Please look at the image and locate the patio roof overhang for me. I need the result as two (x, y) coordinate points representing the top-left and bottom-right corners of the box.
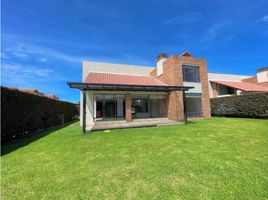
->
(67, 82), (194, 134)
(67, 82), (194, 92)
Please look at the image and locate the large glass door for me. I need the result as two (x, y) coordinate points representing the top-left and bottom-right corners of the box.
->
(105, 101), (116, 118)
(132, 94), (167, 119)
(94, 94), (125, 121)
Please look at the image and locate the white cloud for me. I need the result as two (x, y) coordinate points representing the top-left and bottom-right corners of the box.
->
(2, 63), (54, 79)
(0, 53), (10, 59)
(199, 20), (233, 48)
(4, 44), (86, 64)
(12, 52), (29, 59)
(1, 63), (62, 86)
(39, 58), (48, 62)
(262, 15), (268, 22)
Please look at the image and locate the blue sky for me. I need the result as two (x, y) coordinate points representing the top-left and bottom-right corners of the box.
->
(1, 0), (268, 102)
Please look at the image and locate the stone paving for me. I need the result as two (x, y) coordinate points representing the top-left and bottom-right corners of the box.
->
(91, 118), (184, 131)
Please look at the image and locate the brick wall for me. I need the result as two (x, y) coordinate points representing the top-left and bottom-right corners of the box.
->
(125, 94), (132, 122)
(211, 82), (218, 98)
(242, 77), (258, 84)
(242, 76), (268, 87)
(151, 54), (211, 120)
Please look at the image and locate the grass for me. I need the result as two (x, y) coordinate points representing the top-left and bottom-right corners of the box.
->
(1, 118), (268, 199)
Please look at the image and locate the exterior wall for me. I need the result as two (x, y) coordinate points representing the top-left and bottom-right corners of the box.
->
(242, 77), (257, 84)
(257, 70), (268, 83)
(125, 94), (132, 122)
(151, 55), (211, 119)
(151, 56), (184, 120)
(156, 58), (167, 76)
(242, 76), (268, 87)
(210, 82), (218, 97)
(184, 82), (202, 93)
(199, 60), (211, 119)
(80, 91), (94, 130)
(83, 61), (153, 81)
(167, 91), (184, 120)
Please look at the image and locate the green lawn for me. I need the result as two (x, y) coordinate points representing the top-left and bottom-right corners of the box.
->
(1, 118), (268, 199)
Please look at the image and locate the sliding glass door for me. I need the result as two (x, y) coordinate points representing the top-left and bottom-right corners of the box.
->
(94, 95), (125, 121)
(132, 94), (167, 119)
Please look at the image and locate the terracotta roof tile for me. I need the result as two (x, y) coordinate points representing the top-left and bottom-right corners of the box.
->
(211, 80), (268, 92)
(85, 72), (168, 86)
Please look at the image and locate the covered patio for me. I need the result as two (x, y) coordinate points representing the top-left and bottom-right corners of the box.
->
(68, 81), (193, 133)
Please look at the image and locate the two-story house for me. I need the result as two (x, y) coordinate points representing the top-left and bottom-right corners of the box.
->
(68, 51), (211, 132)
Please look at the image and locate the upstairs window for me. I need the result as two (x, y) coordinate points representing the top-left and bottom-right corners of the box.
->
(183, 65), (200, 82)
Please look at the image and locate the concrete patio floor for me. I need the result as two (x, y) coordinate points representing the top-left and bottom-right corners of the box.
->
(91, 118), (184, 131)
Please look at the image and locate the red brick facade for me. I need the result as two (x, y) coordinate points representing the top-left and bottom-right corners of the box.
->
(125, 94), (132, 122)
(242, 77), (268, 87)
(151, 54), (211, 120)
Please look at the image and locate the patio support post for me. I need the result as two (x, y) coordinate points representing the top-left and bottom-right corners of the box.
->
(183, 90), (188, 124)
(125, 94), (132, 122)
(82, 90), (86, 133)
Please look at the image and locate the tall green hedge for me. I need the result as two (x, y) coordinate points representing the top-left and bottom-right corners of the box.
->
(1, 86), (77, 141)
(210, 92), (268, 119)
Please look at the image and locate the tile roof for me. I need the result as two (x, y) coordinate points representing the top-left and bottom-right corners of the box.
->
(84, 72), (168, 86)
(211, 80), (268, 92)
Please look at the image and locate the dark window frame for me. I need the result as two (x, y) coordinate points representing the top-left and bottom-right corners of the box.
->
(183, 65), (200, 83)
(185, 96), (203, 117)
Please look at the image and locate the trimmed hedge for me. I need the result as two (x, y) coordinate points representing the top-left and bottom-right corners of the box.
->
(210, 92), (268, 119)
(1, 86), (77, 141)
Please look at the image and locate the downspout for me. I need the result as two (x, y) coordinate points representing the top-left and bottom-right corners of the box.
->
(183, 90), (188, 124)
(82, 90), (86, 134)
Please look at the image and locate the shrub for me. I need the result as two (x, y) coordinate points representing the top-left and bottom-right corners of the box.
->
(210, 92), (268, 119)
(1, 86), (77, 141)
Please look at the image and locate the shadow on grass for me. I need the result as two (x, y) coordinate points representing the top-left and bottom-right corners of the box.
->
(1, 120), (78, 156)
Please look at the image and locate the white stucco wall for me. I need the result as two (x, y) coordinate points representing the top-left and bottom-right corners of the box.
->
(257, 70), (268, 83)
(156, 58), (167, 76)
(183, 82), (202, 93)
(208, 73), (252, 82)
(82, 61), (154, 81)
(80, 91), (94, 128)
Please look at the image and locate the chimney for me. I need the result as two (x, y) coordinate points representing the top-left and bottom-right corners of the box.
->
(256, 67), (268, 83)
(156, 53), (168, 76)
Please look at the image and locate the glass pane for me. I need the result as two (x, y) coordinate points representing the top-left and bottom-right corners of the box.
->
(132, 99), (148, 113)
(151, 99), (160, 116)
(183, 65), (200, 82)
(186, 97), (202, 117)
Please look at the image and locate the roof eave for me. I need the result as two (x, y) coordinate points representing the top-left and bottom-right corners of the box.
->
(67, 82), (194, 92)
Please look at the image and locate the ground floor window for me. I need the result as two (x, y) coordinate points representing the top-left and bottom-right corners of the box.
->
(132, 94), (167, 119)
(186, 93), (203, 117)
(94, 94), (125, 121)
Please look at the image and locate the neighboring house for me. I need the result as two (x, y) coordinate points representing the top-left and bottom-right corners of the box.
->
(68, 51), (211, 132)
(208, 67), (268, 98)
